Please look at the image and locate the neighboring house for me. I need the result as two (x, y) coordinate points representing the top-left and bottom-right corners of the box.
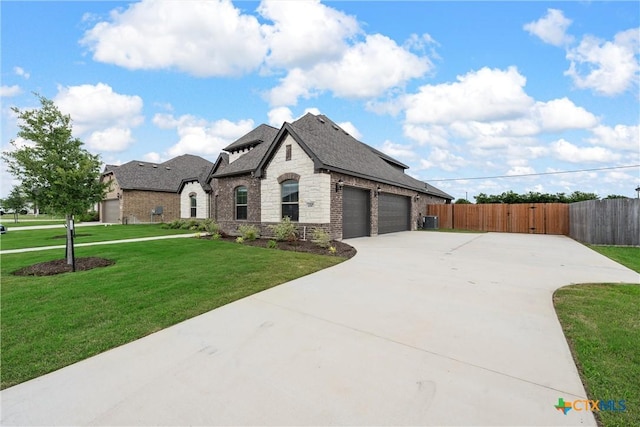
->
(100, 154), (214, 224)
(205, 113), (452, 239)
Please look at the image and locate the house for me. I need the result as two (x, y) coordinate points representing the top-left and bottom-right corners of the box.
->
(100, 154), (214, 224)
(205, 113), (452, 239)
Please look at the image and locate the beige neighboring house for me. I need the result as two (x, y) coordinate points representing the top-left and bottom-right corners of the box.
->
(206, 113), (453, 239)
(100, 155), (213, 224)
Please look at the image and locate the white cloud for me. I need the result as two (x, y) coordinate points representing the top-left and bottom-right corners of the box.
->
(565, 28), (640, 96)
(403, 124), (450, 147)
(337, 121), (362, 140)
(154, 113), (255, 158)
(523, 9), (574, 47)
(379, 140), (416, 159)
(268, 34), (432, 106)
(532, 97), (598, 132)
(81, 0), (267, 77)
(54, 83), (144, 152)
(142, 152), (162, 163)
(259, 0), (359, 69)
(85, 128), (134, 152)
(588, 124), (640, 151)
(267, 107), (294, 127)
(551, 138), (620, 163)
(13, 66), (30, 79)
(403, 67), (534, 125)
(0, 85), (22, 97)
(418, 147), (468, 172)
(399, 66), (601, 163)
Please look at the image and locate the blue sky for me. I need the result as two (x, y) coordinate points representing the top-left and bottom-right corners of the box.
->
(2, 0), (639, 200)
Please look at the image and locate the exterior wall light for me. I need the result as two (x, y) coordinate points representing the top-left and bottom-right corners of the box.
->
(374, 186), (382, 197)
(415, 194), (420, 201)
(336, 179), (344, 192)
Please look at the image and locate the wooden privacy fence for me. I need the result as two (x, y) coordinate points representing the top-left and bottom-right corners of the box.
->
(426, 203), (570, 235)
(569, 199), (639, 246)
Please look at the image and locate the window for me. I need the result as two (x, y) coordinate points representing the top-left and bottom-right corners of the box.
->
(285, 144), (292, 161)
(281, 180), (299, 221)
(190, 194), (197, 218)
(235, 186), (248, 220)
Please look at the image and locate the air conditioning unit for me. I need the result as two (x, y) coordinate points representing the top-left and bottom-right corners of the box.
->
(423, 215), (439, 229)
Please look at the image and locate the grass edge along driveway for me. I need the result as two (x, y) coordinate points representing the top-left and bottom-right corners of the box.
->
(554, 245), (640, 427)
(1, 238), (345, 389)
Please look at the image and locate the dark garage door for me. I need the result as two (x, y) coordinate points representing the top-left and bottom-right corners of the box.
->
(342, 186), (370, 238)
(102, 199), (120, 223)
(378, 193), (411, 234)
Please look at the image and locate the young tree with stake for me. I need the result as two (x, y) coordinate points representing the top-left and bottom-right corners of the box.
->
(2, 95), (108, 271)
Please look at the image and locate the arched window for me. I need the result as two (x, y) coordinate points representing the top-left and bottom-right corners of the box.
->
(235, 186), (248, 220)
(281, 180), (299, 221)
(189, 193), (197, 218)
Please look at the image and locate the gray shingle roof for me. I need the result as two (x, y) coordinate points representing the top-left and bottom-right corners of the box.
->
(211, 125), (279, 177)
(223, 124), (279, 152)
(104, 154), (214, 193)
(214, 113), (453, 200)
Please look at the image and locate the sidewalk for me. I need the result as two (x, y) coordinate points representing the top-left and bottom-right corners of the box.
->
(0, 233), (200, 255)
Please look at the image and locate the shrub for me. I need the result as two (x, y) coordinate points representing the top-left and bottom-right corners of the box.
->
(235, 236), (244, 244)
(77, 211), (99, 222)
(328, 246), (337, 255)
(269, 217), (298, 242)
(267, 240), (278, 249)
(200, 219), (220, 234)
(163, 219), (185, 229)
(211, 232), (221, 240)
(311, 228), (331, 248)
(183, 219), (200, 230)
(238, 224), (260, 241)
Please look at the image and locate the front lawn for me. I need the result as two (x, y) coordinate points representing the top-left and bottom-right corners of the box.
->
(554, 245), (639, 427)
(0, 224), (193, 250)
(1, 238), (345, 389)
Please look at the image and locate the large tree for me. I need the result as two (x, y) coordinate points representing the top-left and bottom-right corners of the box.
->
(3, 95), (108, 270)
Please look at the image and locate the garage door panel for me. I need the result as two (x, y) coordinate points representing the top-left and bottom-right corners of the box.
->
(378, 193), (410, 234)
(342, 187), (370, 239)
(102, 199), (120, 223)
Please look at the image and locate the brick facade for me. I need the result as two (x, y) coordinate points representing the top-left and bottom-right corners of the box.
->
(122, 190), (179, 224)
(211, 174), (262, 235)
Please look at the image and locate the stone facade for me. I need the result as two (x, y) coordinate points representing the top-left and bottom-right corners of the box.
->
(260, 135), (331, 224)
(180, 181), (209, 219)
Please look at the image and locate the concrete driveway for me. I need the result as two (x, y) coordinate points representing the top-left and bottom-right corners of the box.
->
(2, 232), (638, 426)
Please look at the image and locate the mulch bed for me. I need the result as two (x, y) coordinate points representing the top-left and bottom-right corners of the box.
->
(12, 257), (115, 277)
(211, 236), (357, 259)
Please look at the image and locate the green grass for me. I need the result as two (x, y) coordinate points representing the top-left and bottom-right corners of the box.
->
(554, 246), (640, 427)
(0, 238), (345, 389)
(0, 224), (192, 250)
(588, 245), (640, 273)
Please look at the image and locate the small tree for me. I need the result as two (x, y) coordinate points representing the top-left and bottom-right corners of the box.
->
(4, 186), (27, 223)
(2, 95), (108, 270)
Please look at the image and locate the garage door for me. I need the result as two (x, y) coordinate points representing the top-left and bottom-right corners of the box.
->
(102, 199), (120, 223)
(378, 193), (411, 234)
(342, 186), (370, 238)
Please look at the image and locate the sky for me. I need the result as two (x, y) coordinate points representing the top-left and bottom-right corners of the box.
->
(1, 0), (639, 201)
